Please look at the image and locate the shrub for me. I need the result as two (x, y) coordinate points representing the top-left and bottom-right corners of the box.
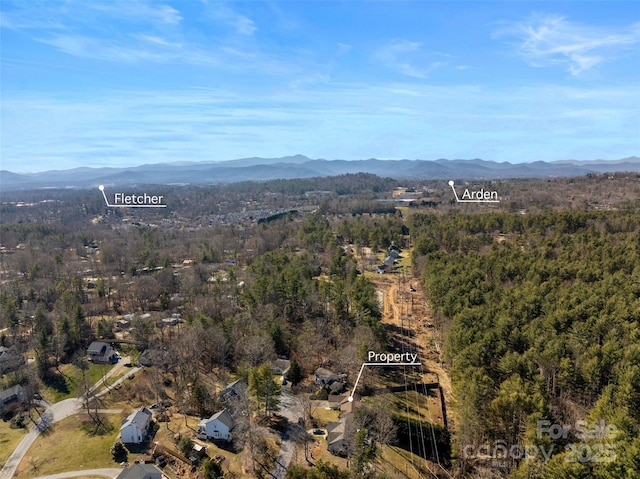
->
(110, 441), (128, 462)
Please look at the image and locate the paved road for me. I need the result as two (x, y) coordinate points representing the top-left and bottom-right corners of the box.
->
(0, 362), (140, 479)
(271, 386), (304, 479)
(0, 399), (83, 479)
(31, 468), (122, 479)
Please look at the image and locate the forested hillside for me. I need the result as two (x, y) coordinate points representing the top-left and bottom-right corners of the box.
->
(411, 210), (640, 478)
(2, 173), (639, 478)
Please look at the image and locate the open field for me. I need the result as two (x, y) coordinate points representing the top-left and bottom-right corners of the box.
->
(0, 419), (31, 469)
(14, 414), (121, 479)
(41, 362), (119, 403)
(381, 445), (448, 479)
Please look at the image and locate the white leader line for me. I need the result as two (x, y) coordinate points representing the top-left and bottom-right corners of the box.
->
(448, 180), (500, 203)
(99, 185), (167, 208)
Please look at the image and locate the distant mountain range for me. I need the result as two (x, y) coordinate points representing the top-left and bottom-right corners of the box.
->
(1, 155), (639, 191)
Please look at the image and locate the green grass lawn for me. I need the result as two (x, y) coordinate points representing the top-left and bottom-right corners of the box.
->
(41, 362), (116, 403)
(0, 418), (31, 469)
(381, 445), (436, 479)
(311, 405), (340, 427)
(14, 414), (121, 478)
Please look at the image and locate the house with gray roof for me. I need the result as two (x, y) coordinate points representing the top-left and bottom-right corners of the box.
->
(0, 346), (23, 375)
(219, 379), (247, 402)
(197, 409), (234, 441)
(87, 341), (117, 364)
(327, 417), (352, 457)
(116, 463), (166, 479)
(120, 406), (153, 444)
(0, 385), (25, 413)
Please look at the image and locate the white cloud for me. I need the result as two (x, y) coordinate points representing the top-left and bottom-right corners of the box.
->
(337, 42), (352, 55)
(375, 40), (457, 78)
(0, 1), (183, 30)
(376, 39), (429, 78)
(36, 33), (199, 64)
(3, 81), (638, 171)
(206, 3), (257, 36)
(88, 2), (183, 25)
(496, 14), (640, 76)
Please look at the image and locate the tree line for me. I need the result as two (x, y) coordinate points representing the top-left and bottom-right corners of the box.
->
(411, 209), (640, 478)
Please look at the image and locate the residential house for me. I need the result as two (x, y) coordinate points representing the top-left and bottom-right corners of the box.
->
(387, 250), (402, 260)
(120, 406), (153, 444)
(116, 463), (166, 479)
(327, 394), (343, 410)
(326, 392), (362, 457)
(197, 409), (234, 441)
(340, 395), (361, 415)
(0, 385), (25, 414)
(0, 346), (23, 375)
(219, 379), (247, 402)
(314, 368), (340, 386)
(271, 358), (291, 376)
(87, 341), (117, 364)
(327, 417), (352, 457)
(382, 255), (396, 268)
(388, 244), (401, 253)
(327, 393), (361, 413)
(314, 368), (345, 394)
(114, 319), (131, 331)
(138, 349), (153, 367)
(159, 317), (178, 327)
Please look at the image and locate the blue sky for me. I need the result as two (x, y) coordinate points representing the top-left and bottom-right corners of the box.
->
(1, 1), (639, 172)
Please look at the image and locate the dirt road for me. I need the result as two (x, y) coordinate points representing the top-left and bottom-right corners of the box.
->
(371, 273), (453, 431)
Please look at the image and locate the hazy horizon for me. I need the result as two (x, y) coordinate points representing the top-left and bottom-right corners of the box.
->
(3, 154), (639, 177)
(1, 153), (640, 175)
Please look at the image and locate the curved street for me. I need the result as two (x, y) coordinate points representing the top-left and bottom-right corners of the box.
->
(31, 469), (122, 479)
(0, 362), (140, 479)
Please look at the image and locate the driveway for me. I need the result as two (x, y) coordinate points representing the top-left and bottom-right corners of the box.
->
(31, 468), (122, 479)
(0, 362), (140, 479)
(271, 386), (304, 479)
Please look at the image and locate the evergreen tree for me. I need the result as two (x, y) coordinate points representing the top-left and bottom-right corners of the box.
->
(286, 359), (303, 385)
(249, 363), (281, 415)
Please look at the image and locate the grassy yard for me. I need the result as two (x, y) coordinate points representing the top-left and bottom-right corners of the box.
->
(380, 445), (441, 479)
(0, 418), (32, 469)
(14, 414), (121, 479)
(153, 411), (247, 478)
(372, 389), (437, 424)
(310, 405), (340, 427)
(306, 435), (349, 471)
(41, 362), (116, 403)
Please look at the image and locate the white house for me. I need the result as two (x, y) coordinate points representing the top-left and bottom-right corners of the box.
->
(197, 409), (234, 441)
(87, 341), (117, 364)
(120, 406), (153, 444)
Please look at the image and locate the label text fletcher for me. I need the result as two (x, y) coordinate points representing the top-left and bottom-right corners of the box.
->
(114, 193), (164, 205)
